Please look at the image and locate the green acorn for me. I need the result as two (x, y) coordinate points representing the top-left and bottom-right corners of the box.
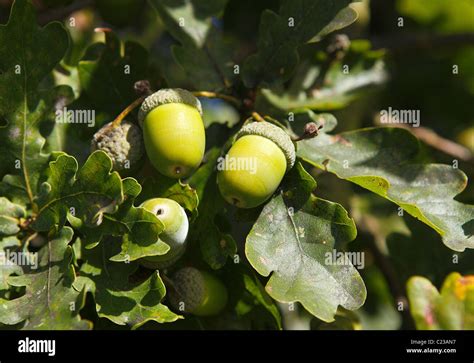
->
(139, 89), (205, 179)
(169, 267), (228, 316)
(217, 121), (296, 208)
(139, 198), (189, 269)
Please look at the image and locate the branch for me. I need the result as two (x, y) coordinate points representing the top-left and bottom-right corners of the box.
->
(111, 96), (146, 128)
(374, 118), (474, 163)
(251, 111), (264, 122)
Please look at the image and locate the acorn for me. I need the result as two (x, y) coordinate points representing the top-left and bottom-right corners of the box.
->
(169, 267), (228, 316)
(139, 198), (189, 269)
(90, 119), (144, 171)
(217, 121), (296, 208)
(138, 89), (205, 179)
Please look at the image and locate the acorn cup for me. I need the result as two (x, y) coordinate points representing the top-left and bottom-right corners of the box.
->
(138, 88), (206, 179)
(217, 121), (296, 208)
(90, 119), (144, 172)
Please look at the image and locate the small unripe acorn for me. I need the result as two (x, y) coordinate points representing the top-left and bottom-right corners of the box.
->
(217, 121), (296, 208)
(169, 267), (228, 316)
(90, 120), (144, 171)
(139, 89), (205, 179)
(139, 198), (189, 269)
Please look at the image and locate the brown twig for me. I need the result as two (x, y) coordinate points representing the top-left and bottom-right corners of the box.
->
(111, 96), (145, 128)
(374, 118), (474, 163)
(94, 27), (112, 33)
(251, 111), (265, 122)
(134, 80), (153, 97)
(292, 122), (322, 142)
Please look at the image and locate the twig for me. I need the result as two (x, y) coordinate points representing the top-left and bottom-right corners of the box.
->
(192, 91), (241, 108)
(251, 111), (265, 122)
(292, 122), (322, 142)
(374, 118), (474, 163)
(22, 232), (38, 248)
(94, 27), (112, 34)
(111, 96), (145, 128)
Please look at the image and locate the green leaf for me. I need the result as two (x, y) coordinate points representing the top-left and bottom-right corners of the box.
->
(32, 151), (123, 232)
(0, 197), (26, 236)
(0, 236), (23, 291)
(201, 98), (240, 129)
(384, 214), (474, 288)
(39, 85), (76, 154)
(109, 174), (197, 262)
(245, 164), (365, 322)
(37, 159), (168, 262)
(0, 227), (91, 329)
(225, 263), (282, 329)
(0, 0), (69, 206)
(261, 40), (387, 111)
(93, 178), (168, 262)
(311, 309), (361, 330)
(309, 5), (358, 42)
(197, 216), (236, 270)
(242, 0), (356, 87)
(172, 28), (238, 91)
(76, 30), (149, 120)
(407, 273), (474, 330)
(150, 0), (228, 47)
(75, 241), (181, 329)
(298, 126), (474, 251)
(188, 148), (237, 269)
(139, 174), (199, 221)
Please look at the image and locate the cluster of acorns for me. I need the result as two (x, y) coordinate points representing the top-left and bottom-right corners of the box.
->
(91, 88), (296, 316)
